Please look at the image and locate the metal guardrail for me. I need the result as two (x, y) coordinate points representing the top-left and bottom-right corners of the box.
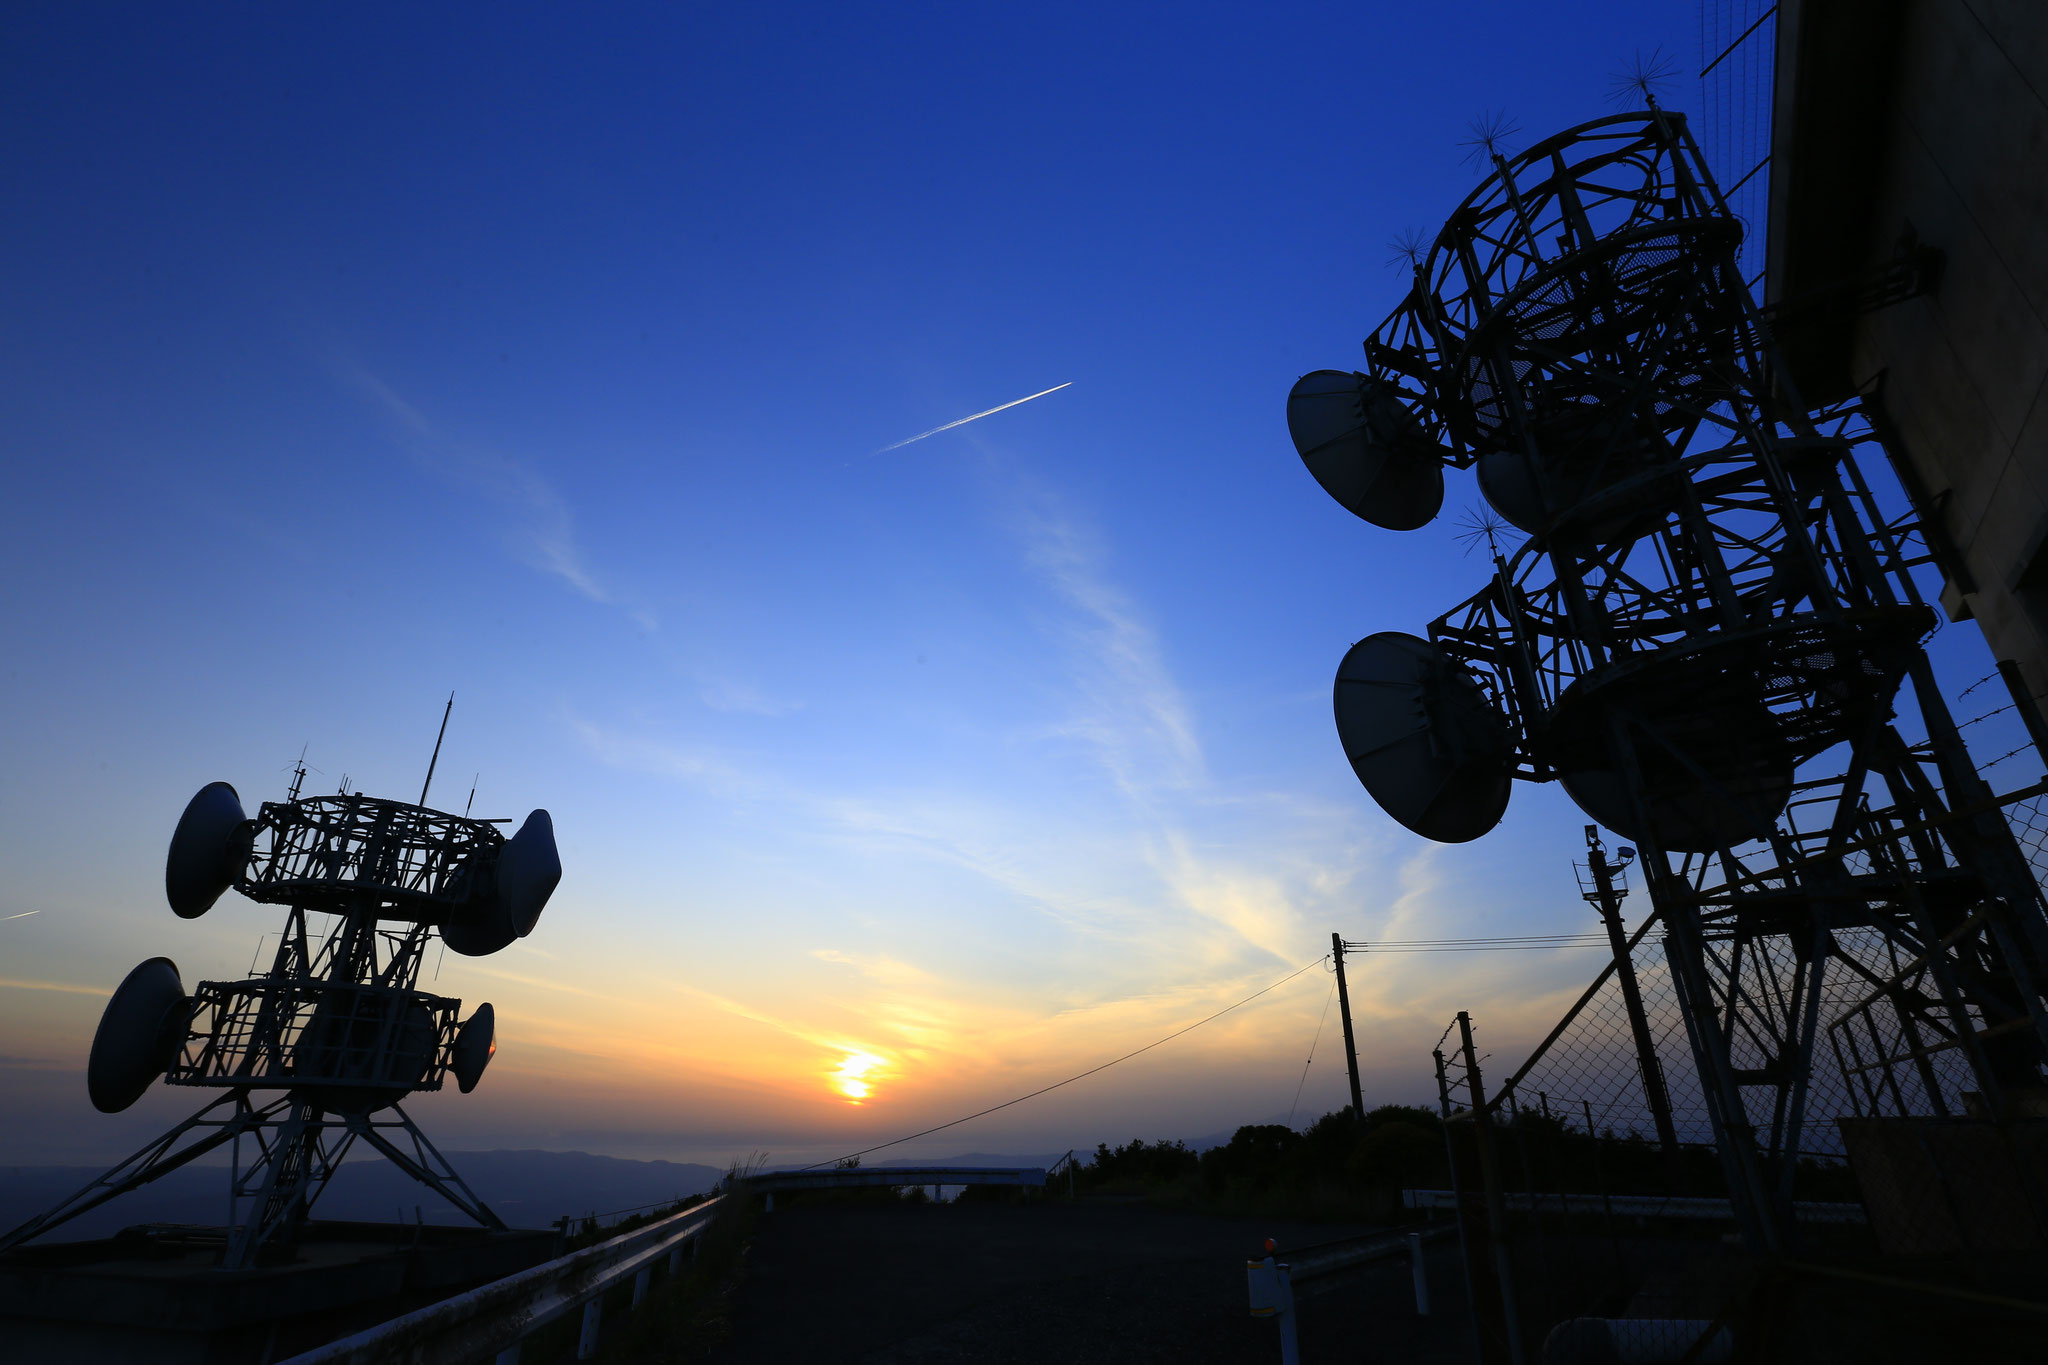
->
(1280, 1222), (1457, 1297)
(278, 1164), (1049, 1362)
(1401, 1188), (1867, 1224)
(1248, 1225), (1456, 1364)
(276, 1194), (722, 1365)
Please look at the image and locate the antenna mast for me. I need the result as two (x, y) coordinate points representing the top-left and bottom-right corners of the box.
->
(421, 693), (454, 807)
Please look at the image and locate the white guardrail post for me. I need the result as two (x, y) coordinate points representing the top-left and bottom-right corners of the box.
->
(1246, 1247), (1300, 1365)
(1408, 1230), (1429, 1315)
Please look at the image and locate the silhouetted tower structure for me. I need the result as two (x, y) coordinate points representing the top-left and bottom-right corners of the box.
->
(1289, 108), (2048, 1250)
(1, 757), (561, 1268)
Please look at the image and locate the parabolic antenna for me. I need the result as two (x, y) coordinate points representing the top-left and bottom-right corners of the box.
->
(1334, 632), (1513, 843)
(442, 809), (560, 957)
(452, 1003), (496, 1093)
(1287, 371), (1447, 531)
(1547, 673), (1793, 853)
(165, 782), (249, 919)
(87, 958), (190, 1113)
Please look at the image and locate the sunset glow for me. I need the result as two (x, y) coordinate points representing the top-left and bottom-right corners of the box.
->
(2, 3), (1801, 1177)
(832, 1051), (886, 1104)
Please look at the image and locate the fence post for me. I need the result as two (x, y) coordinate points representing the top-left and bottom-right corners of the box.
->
(1459, 1011), (1528, 1365)
(1583, 1100), (1628, 1286)
(1435, 1047), (1489, 1357)
(632, 1264), (652, 1307)
(577, 1298), (603, 1360)
(1409, 1231), (1430, 1316)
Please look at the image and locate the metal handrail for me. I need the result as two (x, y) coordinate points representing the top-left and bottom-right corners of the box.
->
(276, 1194), (723, 1365)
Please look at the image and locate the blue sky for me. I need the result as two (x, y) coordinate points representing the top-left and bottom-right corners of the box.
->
(3, 4), (2028, 1168)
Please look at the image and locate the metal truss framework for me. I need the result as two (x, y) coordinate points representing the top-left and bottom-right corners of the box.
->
(1356, 110), (2048, 1251)
(242, 793), (505, 919)
(0, 1091), (499, 1267)
(2, 819), (498, 1268)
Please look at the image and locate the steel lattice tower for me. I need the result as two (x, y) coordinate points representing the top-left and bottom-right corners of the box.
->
(1290, 108), (2048, 1250)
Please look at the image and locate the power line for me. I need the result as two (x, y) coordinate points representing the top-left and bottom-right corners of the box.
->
(804, 955), (1329, 1171)
(1287, 974), (1340, 1128)
(1343, 933), (1612, 953)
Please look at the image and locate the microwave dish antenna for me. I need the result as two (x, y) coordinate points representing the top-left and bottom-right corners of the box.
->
(2, 728), (561, 1269)
(1334, 632), (1512, 843)
(1290, 108), (2048, 1254)
(1287, 370), (1448, 531)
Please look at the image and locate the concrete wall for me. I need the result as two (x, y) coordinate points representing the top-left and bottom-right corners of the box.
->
(1792, 2), (2048, 701)
(1856, 3), (2048, 699)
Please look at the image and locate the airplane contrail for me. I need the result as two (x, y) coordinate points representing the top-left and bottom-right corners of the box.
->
(875, 381), (1072, 453)
(3, 911), (39, 921)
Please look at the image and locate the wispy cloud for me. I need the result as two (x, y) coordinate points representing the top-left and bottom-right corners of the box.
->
(1016, 495), (1202, 797)
(875, 382), (1071, 454)
(0, 978), (111, 997)
(455, 962), (604, 998)
(337, 363), (624, 612)
(697, 675), (803, 717)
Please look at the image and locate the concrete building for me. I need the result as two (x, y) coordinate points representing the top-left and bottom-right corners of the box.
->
(1766, 0), (2048, 702)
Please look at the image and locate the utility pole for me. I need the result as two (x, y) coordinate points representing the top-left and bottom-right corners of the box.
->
(1580, 827), (1682, 1168)
(1331, 932), (1365, 1121)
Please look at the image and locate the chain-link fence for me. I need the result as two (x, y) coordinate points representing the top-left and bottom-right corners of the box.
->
(1422, 789), (2048, 1362)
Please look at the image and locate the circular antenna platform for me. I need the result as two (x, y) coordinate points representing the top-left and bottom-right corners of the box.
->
(453, 1003), (495, 1093)
(242, 794), (503, 922)
(166, 782), (249, 919)
(1334, 632), (1513, 843)
(1288, 371), (1447, 531)
(293, 989), (440, 1113)
(88, 958), (190, 1113)
(1473, 403), (1680, 537)
(1546, 656), (1796, 854)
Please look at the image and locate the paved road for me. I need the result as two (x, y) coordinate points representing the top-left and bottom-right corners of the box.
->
(711, 1197), (1476, 1363)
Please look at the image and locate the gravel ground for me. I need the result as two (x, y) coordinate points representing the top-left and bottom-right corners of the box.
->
(708, 1197), (1476, 1364)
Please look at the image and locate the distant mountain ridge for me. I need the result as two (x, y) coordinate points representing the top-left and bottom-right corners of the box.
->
(0, 1149), (724, 1243)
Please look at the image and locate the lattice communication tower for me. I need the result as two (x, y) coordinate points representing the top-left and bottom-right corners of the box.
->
(1, 764), (560, 1268)
(1288, 109), (2048, 1250)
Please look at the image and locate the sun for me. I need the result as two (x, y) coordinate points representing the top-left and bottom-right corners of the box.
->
(832, 1051), (886, 1104)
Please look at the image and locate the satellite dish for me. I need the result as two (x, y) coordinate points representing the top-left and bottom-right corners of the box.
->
(1288, 371), (1448, 531)
(1547, 676), (1793, 853)
(498, 810), (560, 937)
(166, 782), (249, 919)
(452, 1003), (495, 1093)
(1334, 632), (1513, 843)
(87, 958), (189, 1113)
(444, 809), (560, 957)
